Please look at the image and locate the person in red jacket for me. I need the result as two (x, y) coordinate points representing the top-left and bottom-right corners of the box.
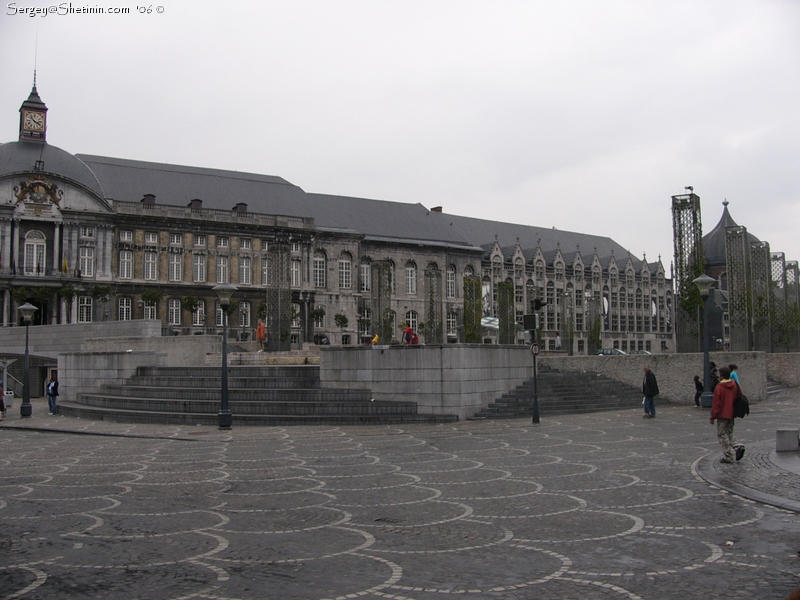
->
(710, 366), (745, 463)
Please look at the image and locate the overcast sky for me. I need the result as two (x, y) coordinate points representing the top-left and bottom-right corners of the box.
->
(2, 0), (799, 270)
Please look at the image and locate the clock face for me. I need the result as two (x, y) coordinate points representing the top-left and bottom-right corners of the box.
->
(23, 110), (45, 131)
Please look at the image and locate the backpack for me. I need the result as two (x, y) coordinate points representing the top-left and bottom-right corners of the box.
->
(733, 384), (750, 419)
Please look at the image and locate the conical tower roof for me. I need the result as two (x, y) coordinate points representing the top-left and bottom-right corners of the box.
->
(702, 200), (759, 267)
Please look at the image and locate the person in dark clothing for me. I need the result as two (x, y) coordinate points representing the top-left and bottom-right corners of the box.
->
(710, 366), (745, 463)
(693, 375), (703, 408)
(709, 361), (719, 392)
(642, 365), (659, 418)
(47, 374), (59, 415)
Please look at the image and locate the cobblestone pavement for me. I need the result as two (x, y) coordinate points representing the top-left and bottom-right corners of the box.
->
(1, 391), (799, 600)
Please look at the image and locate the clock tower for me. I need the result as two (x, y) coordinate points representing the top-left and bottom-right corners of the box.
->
(19, 77), (48, 142)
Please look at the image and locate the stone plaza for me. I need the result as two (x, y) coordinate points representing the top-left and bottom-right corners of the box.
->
(1, 389), (799, 600)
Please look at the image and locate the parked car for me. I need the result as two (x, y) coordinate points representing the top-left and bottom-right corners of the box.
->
(628, 350), (652, 355)
(595, 348), (627, 355)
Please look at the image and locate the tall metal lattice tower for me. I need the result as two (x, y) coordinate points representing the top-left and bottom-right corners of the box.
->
(497, 281), (516, 344)
(371, 260), (394, 344)
(463, 275), (482, 343)
(265, 241), (292, 351)
(725, 226), (752, 351)
(750, 241), (772, 351)
(424, 268), (443, 344)
(786, 261), (800, 351)
(771, 252), (788, 352)
(671, 192), (704, 352)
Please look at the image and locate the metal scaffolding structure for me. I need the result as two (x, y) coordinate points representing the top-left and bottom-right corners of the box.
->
(424, 268), (443, 344)
(370, 260), (395, 344)
(750, 241), (772, 351)
(725, 226), (751, 351)
(265, 241), (292, 352)
(671, 192), (705, 353)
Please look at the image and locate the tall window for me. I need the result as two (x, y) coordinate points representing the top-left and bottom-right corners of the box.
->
(239, 301), (251, 327)
(446, 266), (456, 298)
(239, 256), (251, 285)
(168, 299), (181, 325)
(313, 251), (326, 288)
(216, 255), (229, 284)
(447, 311), (457, 334)
(291, 303), (301, 328)
(405, 310), (418, 330)
(216, 302), (225, 327)
(314, 305), (325, 328)
(192, 300), (205, 326)
(144, 251), (157, 280)
(360, 261), (371, 292)
(78, 296), (92, 322)
(291, 259), (301, 287)
(339, 253), (352, 289)
(118, 297), (131, 321)
(360, 308), (372, 336)
(261, 257), (269, 285)
(406, 262), (417, 295)
(119, 250), (133, 279)
(144, 301), (157, 320)
(79, 247), (95, 278)
(169, 253), (182, 282)
(193, 254), (206, 283)
(24, 230), (46, 275)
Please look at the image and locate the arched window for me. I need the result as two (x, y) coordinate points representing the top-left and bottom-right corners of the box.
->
(406, 262), (417, 295)
(24, 230), (46, 275)
(313, 251), (326, 288)
(339, 252), (352, 289)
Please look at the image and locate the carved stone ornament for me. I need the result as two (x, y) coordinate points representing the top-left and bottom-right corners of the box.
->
(14, 176), (63, 206)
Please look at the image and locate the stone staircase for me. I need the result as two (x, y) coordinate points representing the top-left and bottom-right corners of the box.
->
(472, 366), (643, 419)
(59, 365), (457, 426)
(767, 378), (788, 397)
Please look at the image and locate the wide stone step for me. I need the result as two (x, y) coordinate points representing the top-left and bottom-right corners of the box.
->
(127, 376), (321, 389)
(72, 395), (416, 415)
(58, 402), (457, 426)
(97, 385), (342, 401)
(137, 365), (320, 378)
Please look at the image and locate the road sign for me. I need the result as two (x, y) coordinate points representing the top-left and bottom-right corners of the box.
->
(530, 343), (540, 356)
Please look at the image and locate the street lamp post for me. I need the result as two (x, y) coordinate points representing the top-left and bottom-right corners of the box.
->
(693, 274), (716, 409)
(213, 284), (237, 430)
(18, 302), (38, 418)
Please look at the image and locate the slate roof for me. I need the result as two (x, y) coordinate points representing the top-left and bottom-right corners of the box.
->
(0, 152), (652, 263)
(1, 141), (105, 198)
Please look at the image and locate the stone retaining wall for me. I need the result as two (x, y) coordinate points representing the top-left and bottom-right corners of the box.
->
(320, 346), (770, 421)
(766, 353), (800, 387)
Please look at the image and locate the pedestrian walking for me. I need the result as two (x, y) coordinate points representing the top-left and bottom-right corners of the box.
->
(46, 374), (59, 415)
(693, 375), (703, 408)
(255, 319), (266, 352)
(642, 365), (659, 418)
(710, 366), (745, 463)
(728, 363), (740, 384)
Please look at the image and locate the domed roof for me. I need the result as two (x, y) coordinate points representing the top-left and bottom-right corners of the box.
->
(0, 140), (104, 198)
(702, 200), (759, 267)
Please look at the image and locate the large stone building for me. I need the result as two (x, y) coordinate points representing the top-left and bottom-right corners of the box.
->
(1, 83), (674, 354)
